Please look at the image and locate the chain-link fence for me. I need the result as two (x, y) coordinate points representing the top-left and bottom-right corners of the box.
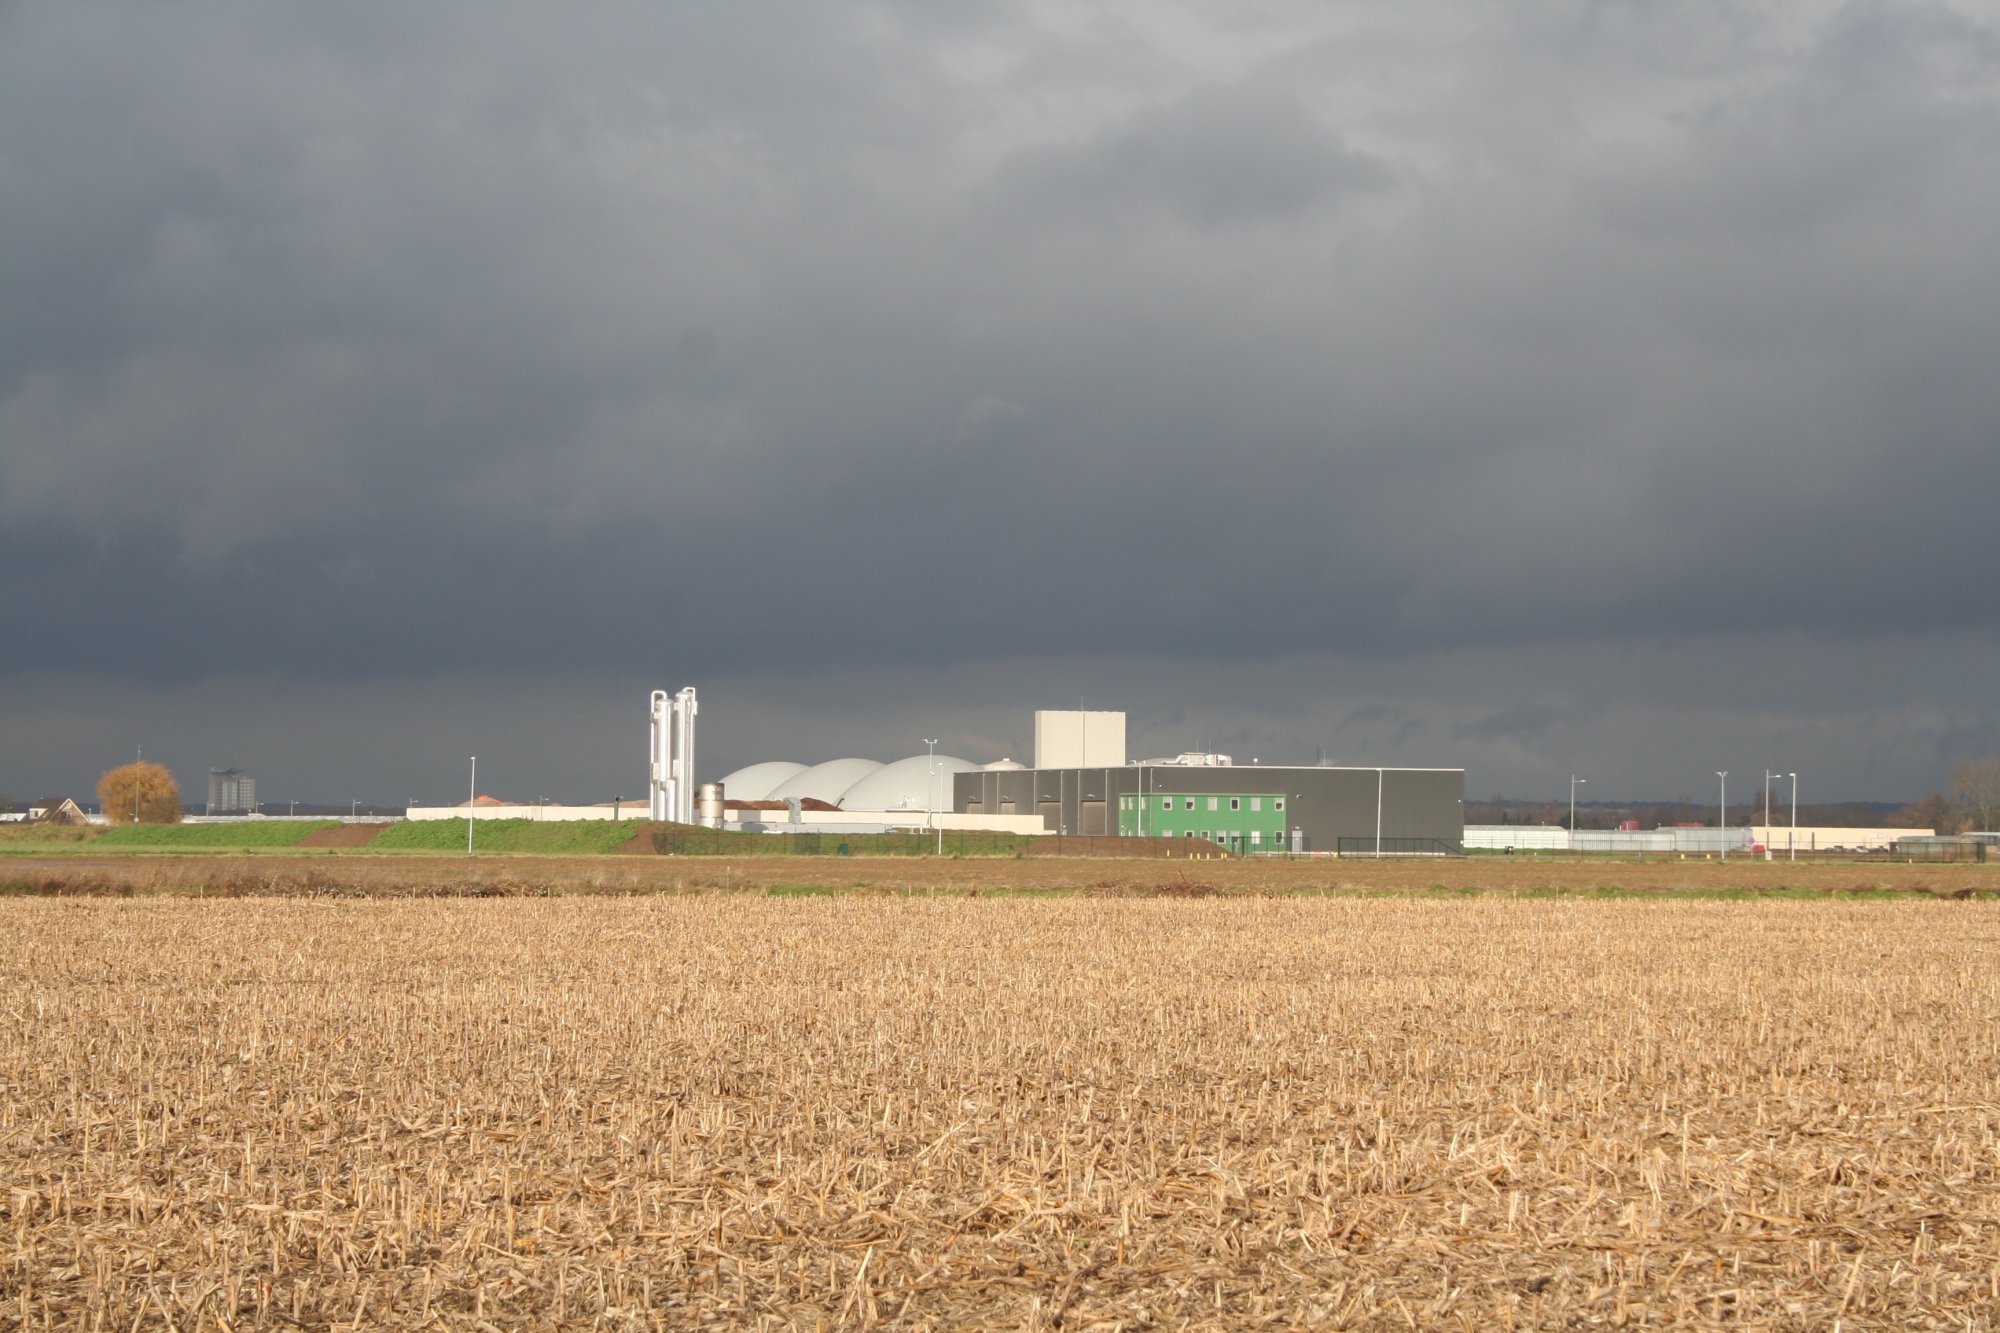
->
(1471, 842), (1983, 863)
(651, 827), (1030, 857)
(1331, 836), (1465, 858)
(649, 827), (1279, 858)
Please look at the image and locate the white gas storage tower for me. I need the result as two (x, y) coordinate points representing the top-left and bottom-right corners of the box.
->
(648, 686), (698, 824)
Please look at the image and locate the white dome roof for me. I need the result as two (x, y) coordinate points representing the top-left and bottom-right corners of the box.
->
(767, 758), (884, 805)
(837, 754), (978, 812)
(716, 761), (807, 802)
(983, 758), (1026, 770)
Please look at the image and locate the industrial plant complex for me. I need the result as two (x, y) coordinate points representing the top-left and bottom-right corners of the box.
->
(657, 694), (1466, 854)
(398, 693), (1470, 854)
(39, 686), (1978, 858)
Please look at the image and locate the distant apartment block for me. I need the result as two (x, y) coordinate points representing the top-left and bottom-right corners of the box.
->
(207, 767), (257, 814)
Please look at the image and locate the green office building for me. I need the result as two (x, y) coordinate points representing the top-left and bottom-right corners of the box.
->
(1118, 790), (1292, 853)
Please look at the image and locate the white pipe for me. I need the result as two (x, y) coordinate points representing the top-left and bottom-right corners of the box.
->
(648, 690), (668, 822)
(649, 687), (699, 824)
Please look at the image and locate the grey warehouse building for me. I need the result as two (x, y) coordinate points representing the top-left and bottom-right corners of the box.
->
(952, 761), (1465, 855)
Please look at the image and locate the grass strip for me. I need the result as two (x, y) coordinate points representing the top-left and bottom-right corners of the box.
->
(95, 822), (339, 848)
(372, 818), (649, 855)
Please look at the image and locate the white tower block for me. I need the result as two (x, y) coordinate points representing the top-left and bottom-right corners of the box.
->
(648, 686), (698, 823)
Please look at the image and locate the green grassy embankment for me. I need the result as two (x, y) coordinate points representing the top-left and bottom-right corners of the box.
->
(95, 822), (340, 849)
(0, 824), (101, 850)
(372, 818), (650, 855)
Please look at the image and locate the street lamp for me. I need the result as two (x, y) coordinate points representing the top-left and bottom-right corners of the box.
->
(1787, 772), (1798, 862)
(1374, 770), (1384, 858)
(1717, 771), (1728, 860)
(1570, 775), (1586, 851)
(923, 738), (939, 856)
(1763, 771), (1783, 851)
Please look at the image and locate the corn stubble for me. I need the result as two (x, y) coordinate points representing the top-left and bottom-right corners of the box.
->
(3, 897), (1996, 1329)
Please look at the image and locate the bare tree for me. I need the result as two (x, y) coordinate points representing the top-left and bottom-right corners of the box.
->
(1894, 791), (1958, 834)
(1949, 759), (2000, 833)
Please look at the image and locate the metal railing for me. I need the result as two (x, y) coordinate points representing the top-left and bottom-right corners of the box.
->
(1332, 836), (1465, 858)
(648, 827), (1306, 858)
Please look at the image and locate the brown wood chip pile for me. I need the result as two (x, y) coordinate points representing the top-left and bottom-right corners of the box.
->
(295, 823), (394, 849)
(2, 897), (1996, 1329)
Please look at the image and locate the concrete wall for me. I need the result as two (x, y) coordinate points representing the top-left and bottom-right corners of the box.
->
(406, 804), (644, 822)
(405, 804), (1047, 835)
(1466, 825), (1915, 853)
(1749, 826), (1919, 852)
(731, 809), (1046, 835)
(1464, 825), (1571, 851)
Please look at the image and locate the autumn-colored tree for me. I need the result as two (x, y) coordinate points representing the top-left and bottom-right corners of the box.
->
(96, 762), (183, 824)
(1948, 759), (2000, 833)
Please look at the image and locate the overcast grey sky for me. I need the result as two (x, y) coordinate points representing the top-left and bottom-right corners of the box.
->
(4, 1), (1997, 806)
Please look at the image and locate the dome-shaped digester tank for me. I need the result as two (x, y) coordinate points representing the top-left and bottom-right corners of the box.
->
(836, 754), (978, 812)
(767, 758), (885, 806)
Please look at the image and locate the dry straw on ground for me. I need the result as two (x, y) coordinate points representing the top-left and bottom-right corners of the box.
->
(3, 895), (1997, 1329)
(4, 849), (1997, 899)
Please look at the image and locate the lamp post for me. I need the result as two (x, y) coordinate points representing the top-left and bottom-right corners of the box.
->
(1375, 770), (1384, 858)
(1788, 772), (1798, 862)
(1717, 771), (1728, 860)
(1763, 771), (1782, 853)
(467, 756), (476, 857)
(1570, 775), (1586, 852)
(924, 738), (939, 856)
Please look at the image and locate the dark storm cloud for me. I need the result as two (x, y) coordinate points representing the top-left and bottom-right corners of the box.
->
(4, 1), (1999, 802)
(1000, 82), (1390, 225)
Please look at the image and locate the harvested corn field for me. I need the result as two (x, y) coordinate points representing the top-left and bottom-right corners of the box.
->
(3, 897), (1997, 1329)
(4, 850), (1997, 901)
